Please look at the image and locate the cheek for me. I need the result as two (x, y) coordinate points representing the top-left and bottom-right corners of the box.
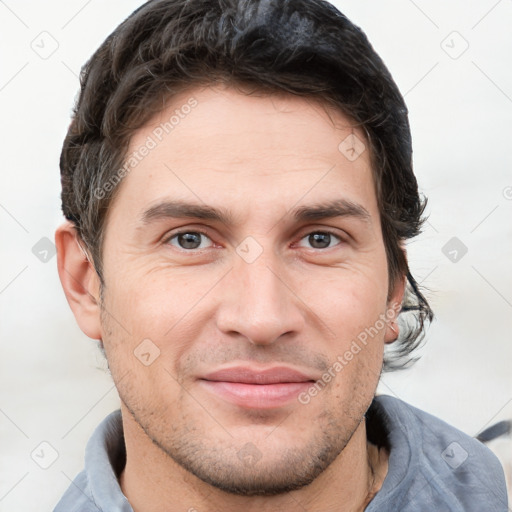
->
(106, 266), (206, 332)
(101, 267), (217, 377)
(304, 269), (388, 392)
(319, 320), (385, 408)
(331, 348), (383, 414)
(309, 269), (389, 338)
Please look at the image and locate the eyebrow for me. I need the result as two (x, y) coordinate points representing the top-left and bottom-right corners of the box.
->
(141, 200), (235, 225)
(293, 199), (371, 224)
(140, 198), (371, 226)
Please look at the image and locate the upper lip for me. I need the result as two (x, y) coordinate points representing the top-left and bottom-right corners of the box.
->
(200, 366), (317, 384)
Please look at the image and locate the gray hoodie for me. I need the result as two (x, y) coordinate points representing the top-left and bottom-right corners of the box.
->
(53, 394), (509, 511)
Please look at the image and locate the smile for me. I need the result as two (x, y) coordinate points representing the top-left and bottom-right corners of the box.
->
(198, 366), (317, 409)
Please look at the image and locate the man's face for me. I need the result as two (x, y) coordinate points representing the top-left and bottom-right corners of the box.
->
(98, 85), (402, 495)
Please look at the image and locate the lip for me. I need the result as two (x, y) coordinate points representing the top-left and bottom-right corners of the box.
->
(198, 366), (317, 409)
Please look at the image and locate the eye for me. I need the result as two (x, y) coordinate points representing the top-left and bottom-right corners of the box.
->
(166, 231), (213, 250)
(297, 231), (343, 250)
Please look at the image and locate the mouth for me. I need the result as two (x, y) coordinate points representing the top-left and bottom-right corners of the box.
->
(198, 366), (317, 409)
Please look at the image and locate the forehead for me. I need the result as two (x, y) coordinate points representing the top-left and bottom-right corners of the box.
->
(108, 84), (378, 227)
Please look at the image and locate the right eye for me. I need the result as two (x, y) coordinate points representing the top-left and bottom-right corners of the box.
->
(165, 231), (214, 251)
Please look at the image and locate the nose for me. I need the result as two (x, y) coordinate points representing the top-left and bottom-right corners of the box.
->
(215, 248), (305, 346)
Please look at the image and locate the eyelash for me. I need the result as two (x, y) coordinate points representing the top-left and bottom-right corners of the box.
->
(163, 229), (346, 252)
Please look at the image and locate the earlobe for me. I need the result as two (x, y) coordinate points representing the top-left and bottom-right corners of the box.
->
(55, 221), (102, 340)
(384, 321), (399, 344)
(384, 273), (406, 344)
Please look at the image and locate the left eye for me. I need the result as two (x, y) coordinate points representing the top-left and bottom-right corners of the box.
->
(167, 231), (213, 250)
(297, 231), (342, 249)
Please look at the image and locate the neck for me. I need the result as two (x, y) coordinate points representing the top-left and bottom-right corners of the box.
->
(119, 407), (388, 512)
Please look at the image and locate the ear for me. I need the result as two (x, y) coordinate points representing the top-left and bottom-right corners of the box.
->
(384, 272), (406, 344)
(55, 221), (102, 340)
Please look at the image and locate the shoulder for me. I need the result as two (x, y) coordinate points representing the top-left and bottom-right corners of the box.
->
(366, 394), (509, 511)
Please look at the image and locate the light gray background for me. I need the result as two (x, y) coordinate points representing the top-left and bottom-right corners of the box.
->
(0, 1), (511, 510)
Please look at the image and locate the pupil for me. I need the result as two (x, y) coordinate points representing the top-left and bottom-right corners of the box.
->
(310, 233), (330, 248)
(179, 233), (201, 249)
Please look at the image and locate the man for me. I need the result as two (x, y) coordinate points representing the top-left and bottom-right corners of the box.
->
(53, 0), (508, 510)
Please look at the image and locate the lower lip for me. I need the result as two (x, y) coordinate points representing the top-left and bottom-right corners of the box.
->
(199, 380), (313, 409)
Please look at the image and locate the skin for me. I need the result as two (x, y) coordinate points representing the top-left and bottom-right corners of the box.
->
(56, 84), (405, 511)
